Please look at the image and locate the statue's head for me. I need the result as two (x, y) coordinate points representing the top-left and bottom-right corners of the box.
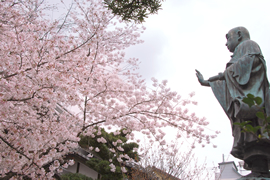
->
(225, 27), (250, 52)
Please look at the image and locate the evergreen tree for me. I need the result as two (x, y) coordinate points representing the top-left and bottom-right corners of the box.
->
(104, 0), (165, 23)
(79, 128), (139, 180)
(61, 173), (93, 180)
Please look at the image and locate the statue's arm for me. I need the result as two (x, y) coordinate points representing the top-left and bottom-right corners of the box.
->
(195, 69), (210, 87)
(208, 73), (225, 82)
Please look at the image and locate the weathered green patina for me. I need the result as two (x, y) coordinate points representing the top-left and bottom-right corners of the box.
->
(196, 27), (270, 177)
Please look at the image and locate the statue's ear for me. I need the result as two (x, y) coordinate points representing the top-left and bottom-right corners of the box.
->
(237, 30), (242, 41)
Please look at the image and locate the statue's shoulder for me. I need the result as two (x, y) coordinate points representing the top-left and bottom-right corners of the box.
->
(237, 40), (261, 55)
(240, 40), (259, 47)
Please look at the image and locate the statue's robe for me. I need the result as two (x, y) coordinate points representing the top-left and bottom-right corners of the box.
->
(209, 40), (270, 169)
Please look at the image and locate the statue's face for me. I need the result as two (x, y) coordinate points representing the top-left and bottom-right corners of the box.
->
(225, 30), (239, 53)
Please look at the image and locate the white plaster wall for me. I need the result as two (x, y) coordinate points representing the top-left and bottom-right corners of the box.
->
(66, 162), (77, 173)
(78, 162), (99, 179)
(63, 161), (99, 180)
(219, 163), (241, 180)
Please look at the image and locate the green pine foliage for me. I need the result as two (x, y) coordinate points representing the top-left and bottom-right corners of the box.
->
(104, 0), (164, 23)
(79, 128), (139, 180)
(235, 94), (270, 139)
(61, 173), (93, 180)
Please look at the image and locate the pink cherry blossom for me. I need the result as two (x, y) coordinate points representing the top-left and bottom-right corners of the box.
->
(0, 0), (217, 178)
(117, 146), (124, 151)
(109, 164), (116, 172)
(121, 167), (127, 173)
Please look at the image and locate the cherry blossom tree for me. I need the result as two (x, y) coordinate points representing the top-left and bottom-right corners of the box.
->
(0, 0), (218, 179)
(130, 139), (213, 180)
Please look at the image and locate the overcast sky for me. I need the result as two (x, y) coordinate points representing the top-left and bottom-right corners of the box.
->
(49, 0), (270, 175)
(126, 0), (270, 173)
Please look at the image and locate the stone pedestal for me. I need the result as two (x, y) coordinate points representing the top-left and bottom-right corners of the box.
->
(239, 141), (270, 178)
(237, 178), (270, 180)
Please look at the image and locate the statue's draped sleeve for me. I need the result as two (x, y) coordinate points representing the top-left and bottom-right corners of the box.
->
(209, 40), (270, 122)
(208, 39), (270, 169)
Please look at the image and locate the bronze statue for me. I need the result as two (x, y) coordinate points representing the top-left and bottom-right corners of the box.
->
(196, 27), (270, 177)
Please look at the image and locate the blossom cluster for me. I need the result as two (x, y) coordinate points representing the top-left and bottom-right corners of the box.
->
(0, 0), (217, 178)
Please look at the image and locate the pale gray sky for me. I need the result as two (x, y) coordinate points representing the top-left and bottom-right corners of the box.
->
(126, 0), (270, 172)
(49, 0), (270, 175)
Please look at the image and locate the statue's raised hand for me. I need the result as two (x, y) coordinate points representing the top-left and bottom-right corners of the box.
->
(195, 69), (210, 86)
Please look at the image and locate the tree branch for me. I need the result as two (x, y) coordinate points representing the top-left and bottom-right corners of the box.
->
(55, 32), (97, 59)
